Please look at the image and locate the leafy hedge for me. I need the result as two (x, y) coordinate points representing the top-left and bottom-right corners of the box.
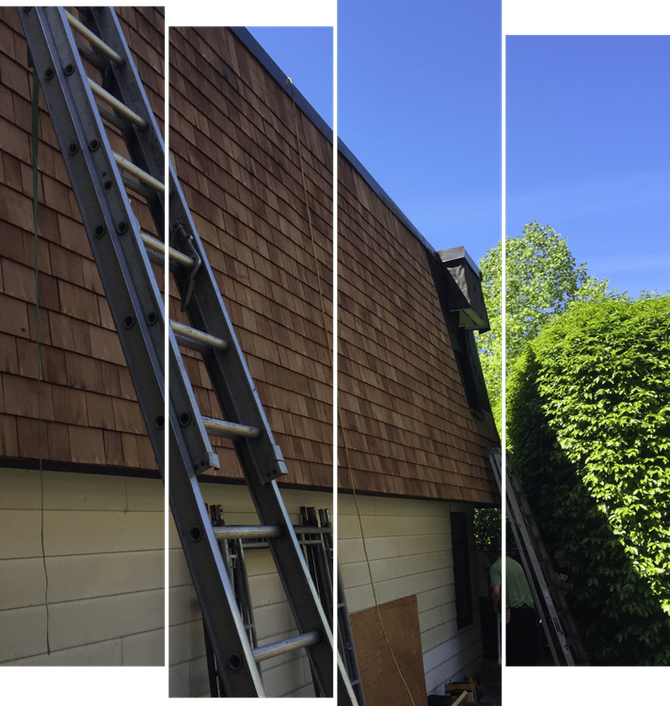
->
(507, 296), (670, 665)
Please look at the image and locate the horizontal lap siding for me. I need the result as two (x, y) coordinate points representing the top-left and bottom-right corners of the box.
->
(0, 468), (479, 698)
(0, 7), (164, 472)
(168, 483), (481, 698)
(338, 494), (482, 696)
(0, 467), (164, 665)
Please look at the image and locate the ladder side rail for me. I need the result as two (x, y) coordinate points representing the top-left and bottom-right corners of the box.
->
(506, 461), (589, 665)
(322, 510), (365, 704)
(507, 469), (561, 583)
(168, 166), (289, 484)
(298, 510), (321, 603)
(202, 531), (261, 696)
(20, 6), (166, 468)
(504, 480), (564, 666)
(169, 168), (339, 694)
(509, 462), (589, 666)
(253, 483), (336, 696)
(78, 7), (166, 239)
(297, 515), (334, 621)
(298, 528), (320, 600)
(507, 469), (585, 645)
(169, 422), (266, 696)
(502, 454), (580, 664)
(501, 458), (574, 664)
(313, 530), (335, 681)
(337, 568), (366, 705)
(233, 538), (259, 649)
(487, 451), (562, 665)
(315, 533), (334, 620)
(202, 618), (223, 697)
(296, 515), (328, 698)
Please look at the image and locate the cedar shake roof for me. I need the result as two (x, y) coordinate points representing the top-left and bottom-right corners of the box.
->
(1, 12), (498, 504)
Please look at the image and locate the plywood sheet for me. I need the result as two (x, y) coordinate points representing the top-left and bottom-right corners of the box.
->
(349, 595), (428, 706)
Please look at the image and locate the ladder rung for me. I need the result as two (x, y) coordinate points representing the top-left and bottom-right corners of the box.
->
(168, 245), (194, 267)
(140, 232), (161, 249)
(66, 11), (123, 65)
(94, 102), (127, 132)
(171, 320), (228, 352)
(213, 525), (281, 540)
(141, 232), (194, 268)
(202, 416), (260, 440)
(168, 248), (195, 267)
(88, 77), (147, 128)
(251, 631), (320, 663)
(121, 173), (155, 200)
(75, 39), (106, 72)
(113, 152), (165, 194)
(140, 232), (166, 268)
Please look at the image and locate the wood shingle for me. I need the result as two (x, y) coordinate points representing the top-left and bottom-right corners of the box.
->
(2, 12), (496, 507)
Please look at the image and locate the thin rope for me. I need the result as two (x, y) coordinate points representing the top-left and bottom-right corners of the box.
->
(287, 77), (415, 706)
(31, 62), (50, 655)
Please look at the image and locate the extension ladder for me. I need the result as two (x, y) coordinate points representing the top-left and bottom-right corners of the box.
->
(487, 448), (589, 666)
(20, 7), (358, 699)
(207, 505), (366, 703)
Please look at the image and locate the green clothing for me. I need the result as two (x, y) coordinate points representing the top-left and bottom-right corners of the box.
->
(490, 556), (535, 609)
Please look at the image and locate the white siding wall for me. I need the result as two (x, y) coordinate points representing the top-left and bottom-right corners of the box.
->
(1, 468), (481, 693)
(168, 489), (482, 698)
(338, 493), (482, 696)
(168, 484), (334, 698)
(0, 468), (164, 666)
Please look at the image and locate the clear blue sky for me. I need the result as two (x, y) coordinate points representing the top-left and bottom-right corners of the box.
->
(338, 1), (502, 265)
(507, 35), (670, 298)
(250, 12), (670, 299)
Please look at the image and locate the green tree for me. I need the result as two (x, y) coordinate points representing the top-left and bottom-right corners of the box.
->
(473, 221), (611, 568)
(507, 296), (670, 665)
(476, 221), (610, 423)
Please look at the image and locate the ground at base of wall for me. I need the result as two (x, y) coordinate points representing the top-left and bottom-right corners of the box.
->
(473, 658), (501, 705)
(429, 658), (501, 706)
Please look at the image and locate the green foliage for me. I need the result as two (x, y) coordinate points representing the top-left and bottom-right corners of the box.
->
(507, 296), (670, 665)
(476, 221), (611, 424)
(473, 507), (501, 550)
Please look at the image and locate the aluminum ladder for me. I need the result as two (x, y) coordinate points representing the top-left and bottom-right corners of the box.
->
(487, 448), (589, 666)
(20, 7), (357, 698)
(206, 505), (366, 703)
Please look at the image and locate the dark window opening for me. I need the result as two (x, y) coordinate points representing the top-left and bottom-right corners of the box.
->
(427, 247), (492, 416)
(451, 511), (474, 629)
